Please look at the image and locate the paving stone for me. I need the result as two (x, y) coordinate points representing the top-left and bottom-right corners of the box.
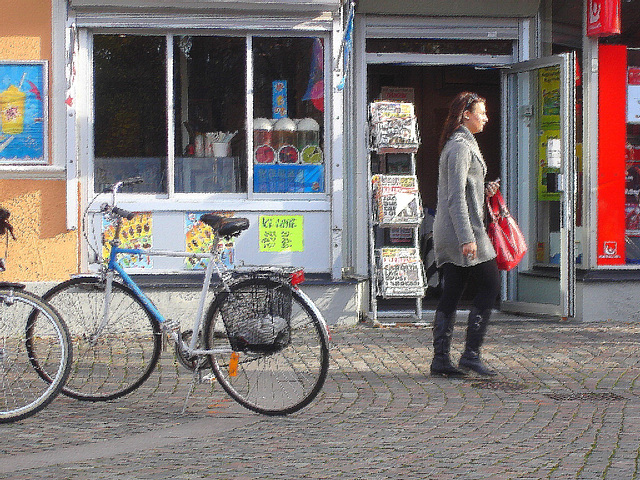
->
(0, 319), (639, 478)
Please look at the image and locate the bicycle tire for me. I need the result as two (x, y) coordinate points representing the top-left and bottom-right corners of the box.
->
(203, 276), (329, 416)
(40, 277), (162, 401)
(0, 288), (72, 423)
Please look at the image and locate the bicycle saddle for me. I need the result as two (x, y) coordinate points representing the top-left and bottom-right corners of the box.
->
(200, 214), (250, 237)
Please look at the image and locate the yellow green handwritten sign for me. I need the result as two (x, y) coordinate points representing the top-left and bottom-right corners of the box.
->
(259, 215), (304, 252)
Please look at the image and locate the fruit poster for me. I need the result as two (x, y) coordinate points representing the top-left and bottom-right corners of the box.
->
(102, 212), (153, 268)
(0, 61), (46, 163)
(184, 212), (235, 270)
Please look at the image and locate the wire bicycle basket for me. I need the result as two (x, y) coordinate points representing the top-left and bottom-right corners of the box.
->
(219, 273), (293, 354)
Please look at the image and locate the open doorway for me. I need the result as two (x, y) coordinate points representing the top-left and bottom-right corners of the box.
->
(367, 64), (501, 310)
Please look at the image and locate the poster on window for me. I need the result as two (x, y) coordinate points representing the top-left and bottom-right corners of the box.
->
(259, 215), (304, 252)
(0, 61), (46, 163)
(102, 212), (153, 269)
(184, 212), (235, 270)
(254, 164), (324, 193)
(627, 67), (640, 124)
(537, 66), (561, 201)
(625, 146), (640, 236)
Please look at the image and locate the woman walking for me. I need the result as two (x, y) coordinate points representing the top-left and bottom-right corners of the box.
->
(431, 91), (500, 377)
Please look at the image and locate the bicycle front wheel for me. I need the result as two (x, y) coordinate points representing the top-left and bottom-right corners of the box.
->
(204, 277), (329, 415)
(0, 288), (71, 423)
(41, 277), (162, 401)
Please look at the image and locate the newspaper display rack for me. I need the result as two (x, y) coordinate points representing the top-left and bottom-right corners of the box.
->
(368, 100), (425, 321)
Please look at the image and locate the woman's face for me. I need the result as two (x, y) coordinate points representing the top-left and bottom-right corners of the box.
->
(463, 101), (488, 134)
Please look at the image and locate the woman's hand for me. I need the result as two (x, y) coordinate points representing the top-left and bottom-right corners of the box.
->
(485, 179), (500, 197)
(462, 242), (477, 261)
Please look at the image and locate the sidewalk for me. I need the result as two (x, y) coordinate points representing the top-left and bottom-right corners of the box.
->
(1, 317), (639, 479)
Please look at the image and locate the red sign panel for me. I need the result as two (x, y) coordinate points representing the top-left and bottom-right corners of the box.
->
(587, 0), (621, 37)
(597, 45), (627, 265)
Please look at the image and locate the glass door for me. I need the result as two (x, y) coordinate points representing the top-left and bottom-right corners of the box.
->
(501, 53), (576, 318)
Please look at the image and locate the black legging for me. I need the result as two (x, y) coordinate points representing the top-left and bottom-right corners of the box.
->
(436, 259), (500, 317)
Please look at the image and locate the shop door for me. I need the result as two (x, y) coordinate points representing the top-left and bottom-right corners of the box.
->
(501, 53), (576, 318)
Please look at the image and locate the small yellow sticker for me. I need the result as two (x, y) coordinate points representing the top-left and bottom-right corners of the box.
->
(229, 352), (240, 377)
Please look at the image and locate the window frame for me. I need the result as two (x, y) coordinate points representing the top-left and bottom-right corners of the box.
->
(88, 30), (331, 201)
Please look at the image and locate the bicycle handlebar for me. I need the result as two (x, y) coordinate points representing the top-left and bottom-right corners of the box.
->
(112, 206), (135, 220)
(100, 203), (135, 220)
(98, 177), (143, 219)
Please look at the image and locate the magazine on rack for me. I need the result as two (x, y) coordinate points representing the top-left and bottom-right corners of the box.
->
(369, 101), (420, 153)
(375, 247), (425, 297)
(372, 174), (423, 226)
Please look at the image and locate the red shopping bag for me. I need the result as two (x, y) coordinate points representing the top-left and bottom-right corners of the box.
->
(487, 190), (527, 271)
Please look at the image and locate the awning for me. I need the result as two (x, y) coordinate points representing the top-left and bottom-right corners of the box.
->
(69, 0), (341, 13)
(357, 0), (540, 17)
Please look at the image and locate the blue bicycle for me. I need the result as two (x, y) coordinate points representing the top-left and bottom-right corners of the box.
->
(41, 178), (330, 415)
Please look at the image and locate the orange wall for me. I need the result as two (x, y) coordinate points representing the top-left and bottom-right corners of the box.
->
(0, 0), (78, 281)
(1, 0), (51, 47)
(0, 0), (50, 61)
(0, 180), (77, 281)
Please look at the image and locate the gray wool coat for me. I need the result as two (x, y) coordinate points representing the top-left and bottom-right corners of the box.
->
(433, 126), (496, 268)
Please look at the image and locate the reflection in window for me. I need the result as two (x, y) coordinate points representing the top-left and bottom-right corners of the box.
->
(174, 36), (247, 193)
(626, 52), (640, 263)
(93, 35), (167, 193)
(252, 37), (325, 193)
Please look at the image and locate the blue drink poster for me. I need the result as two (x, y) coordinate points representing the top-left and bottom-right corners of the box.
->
(0, 62), (46, 163)
(254, 164), (324, 193)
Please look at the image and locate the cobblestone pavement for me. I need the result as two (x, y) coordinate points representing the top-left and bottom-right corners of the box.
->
(1, 319), (640, 479)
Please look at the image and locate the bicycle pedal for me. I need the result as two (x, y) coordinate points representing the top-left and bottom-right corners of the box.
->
(200, 373), (216, 384)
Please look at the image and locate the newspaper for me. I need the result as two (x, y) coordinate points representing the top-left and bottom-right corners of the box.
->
(372, 175), (423, 226)
(375, 247), (426, 297)
(369, 101), (420, 153)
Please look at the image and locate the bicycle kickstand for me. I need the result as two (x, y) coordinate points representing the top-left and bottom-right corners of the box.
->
(181, 366), (201, 415)
(181, 358), (216, 415)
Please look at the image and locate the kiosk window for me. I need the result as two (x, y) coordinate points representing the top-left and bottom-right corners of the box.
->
(92, 34), (325, 195)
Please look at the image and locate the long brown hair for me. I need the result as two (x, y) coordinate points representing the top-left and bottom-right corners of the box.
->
(438, 91), (486, 153)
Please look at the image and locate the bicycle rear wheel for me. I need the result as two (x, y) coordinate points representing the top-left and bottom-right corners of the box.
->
(0, 287), (71, 423)
(40, 277), (162, 401)
(204, 276), (329, 415)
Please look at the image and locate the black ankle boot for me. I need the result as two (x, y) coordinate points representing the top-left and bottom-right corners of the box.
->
(459, 349), (497, 376)
(430, 311), (465, 377)
(458, 307), (497, 377)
